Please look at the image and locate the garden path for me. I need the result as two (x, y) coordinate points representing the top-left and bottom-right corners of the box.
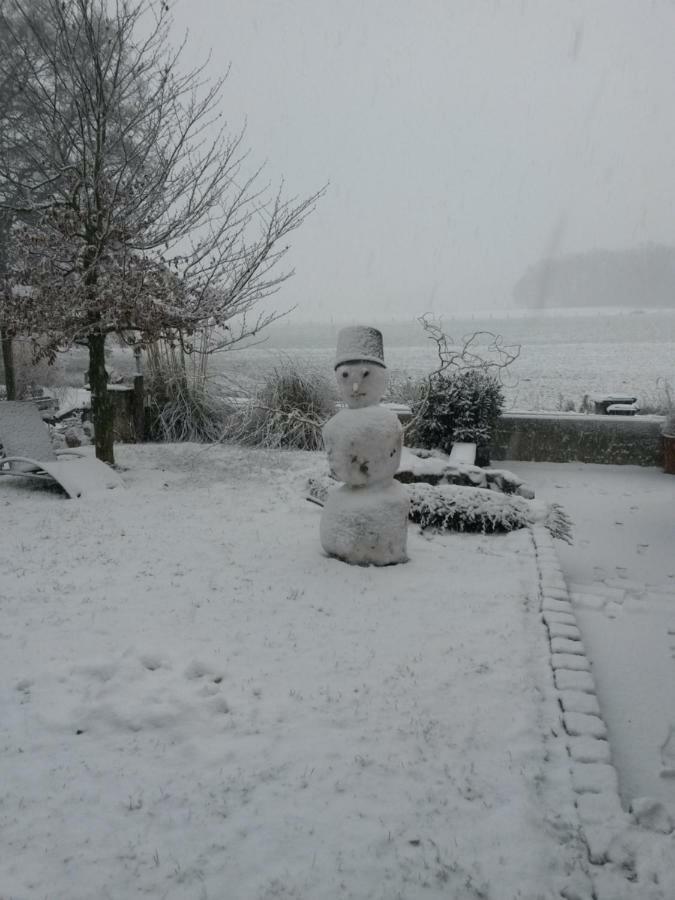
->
(508, 461), (675, 816)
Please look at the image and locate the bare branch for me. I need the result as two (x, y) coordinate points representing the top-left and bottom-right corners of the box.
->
(402, 315), (520, 435)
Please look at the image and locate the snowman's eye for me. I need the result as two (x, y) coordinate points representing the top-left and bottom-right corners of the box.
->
(363, 370), (369, 377)
(341, 371), (349, 378)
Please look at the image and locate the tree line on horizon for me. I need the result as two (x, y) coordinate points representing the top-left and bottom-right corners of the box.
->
(513, 244), (675, 310)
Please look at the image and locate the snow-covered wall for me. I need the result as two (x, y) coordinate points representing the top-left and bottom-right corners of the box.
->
(491, 413), (665, 467)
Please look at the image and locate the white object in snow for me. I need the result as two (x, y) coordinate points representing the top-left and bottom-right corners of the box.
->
(320, 480), (409, 565)
(2, 455), (124, 498)
(448, 442), (477, 465)
(321, 333), (408, 565)
(606, 403), (640, 416)
(0, 401), (123, 498)
(323, 406), (403, 486)
(334, 325), (386, 370)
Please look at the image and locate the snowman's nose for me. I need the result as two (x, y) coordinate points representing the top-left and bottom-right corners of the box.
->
(351, 382), (360, 393)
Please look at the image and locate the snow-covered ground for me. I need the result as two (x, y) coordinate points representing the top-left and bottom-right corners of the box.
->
(509, 462), (675, 876)
(1, 445), (674, 899)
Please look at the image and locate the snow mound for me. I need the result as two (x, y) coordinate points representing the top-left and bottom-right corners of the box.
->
(33, 650), (230, 738)
(398, 447), (536, 498)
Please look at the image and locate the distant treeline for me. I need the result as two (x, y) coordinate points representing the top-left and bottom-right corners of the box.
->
(513, 244), (675, 309)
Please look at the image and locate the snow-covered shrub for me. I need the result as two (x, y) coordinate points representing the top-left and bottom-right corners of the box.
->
(408, 369), (504, 456)
(306, 474), (573, 543)
(145, 340), (231, 442)
(541, 502), (574, 544)
(398, 447), (535, 497)
(408, 482), (530, 534)
(225, 362), (337, 451)
(410, 484), (573, 541)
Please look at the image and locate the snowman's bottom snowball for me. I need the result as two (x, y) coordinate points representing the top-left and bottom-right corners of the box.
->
(320, 481), (409, 566)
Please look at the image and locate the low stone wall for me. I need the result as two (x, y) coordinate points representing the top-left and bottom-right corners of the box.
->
(491, 412), (665, 467)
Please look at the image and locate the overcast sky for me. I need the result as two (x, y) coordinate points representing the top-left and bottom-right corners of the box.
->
(170, 0), (675, 321)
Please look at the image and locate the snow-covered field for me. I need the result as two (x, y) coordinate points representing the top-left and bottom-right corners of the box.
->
(47, 310), (675, 413)
(211, 311), (675, 412)
(213, 340), (675, 414)
(2, 444), (674, 899)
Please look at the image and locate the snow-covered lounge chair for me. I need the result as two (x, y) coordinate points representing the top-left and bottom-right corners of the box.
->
(0, 401), (123, 498)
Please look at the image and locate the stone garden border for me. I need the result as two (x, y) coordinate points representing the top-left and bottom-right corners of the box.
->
(531, 524), (633, 872)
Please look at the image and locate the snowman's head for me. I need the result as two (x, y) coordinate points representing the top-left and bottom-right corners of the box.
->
(335, 360), (387, 408)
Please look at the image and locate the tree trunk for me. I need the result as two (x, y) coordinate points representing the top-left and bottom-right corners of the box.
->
(1, 327), (16, 400)
(88, 332), (115, 464)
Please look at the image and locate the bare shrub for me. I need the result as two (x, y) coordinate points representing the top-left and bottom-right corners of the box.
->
(145, 338), (231, 443)
(384, 371), (425, 407)
(404, 316), (519, 462)
(555, 393), (576, 413)
(578, 394), (594, 414)
(225, 362), (337, 451)
(639, 380), (673, 417)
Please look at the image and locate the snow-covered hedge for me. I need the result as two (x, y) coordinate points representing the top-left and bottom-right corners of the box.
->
(408, 481), (530, 534)
(408, 369), (504, 456)
(306, 474), (573, 543)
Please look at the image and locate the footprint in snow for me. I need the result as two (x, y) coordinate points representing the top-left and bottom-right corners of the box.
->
(139, 653), (164, 671)
(34, 653), (230, 738)
(184, 659), (225, 684)
(660, 725), (675, 779)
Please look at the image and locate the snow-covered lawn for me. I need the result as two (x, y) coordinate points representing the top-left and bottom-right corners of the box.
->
(1, 445), (673, 899)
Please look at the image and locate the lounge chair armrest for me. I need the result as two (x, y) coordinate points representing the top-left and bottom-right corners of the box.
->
(0, 456), (47, 472)
(55, 449), (86, 458)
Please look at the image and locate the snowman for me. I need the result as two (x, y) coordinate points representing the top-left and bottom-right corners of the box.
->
(320, 326), (409, 565)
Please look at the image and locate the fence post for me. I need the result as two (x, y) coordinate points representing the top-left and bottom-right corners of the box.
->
(1, 327), (16, 400)
(133, 375), (145, 442)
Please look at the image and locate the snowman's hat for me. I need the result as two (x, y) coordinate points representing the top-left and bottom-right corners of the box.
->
(334, 326), (386, 369)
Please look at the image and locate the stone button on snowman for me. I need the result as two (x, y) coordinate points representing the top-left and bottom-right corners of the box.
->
(320, 326), (409, 565)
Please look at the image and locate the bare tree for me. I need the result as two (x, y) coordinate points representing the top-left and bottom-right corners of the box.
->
(0, 210), (15, 397)
(0, 327), (15, 399)
(0, 0), (54, 398)
(417, 313), (520, 380)
(0, 0), (323, 463)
